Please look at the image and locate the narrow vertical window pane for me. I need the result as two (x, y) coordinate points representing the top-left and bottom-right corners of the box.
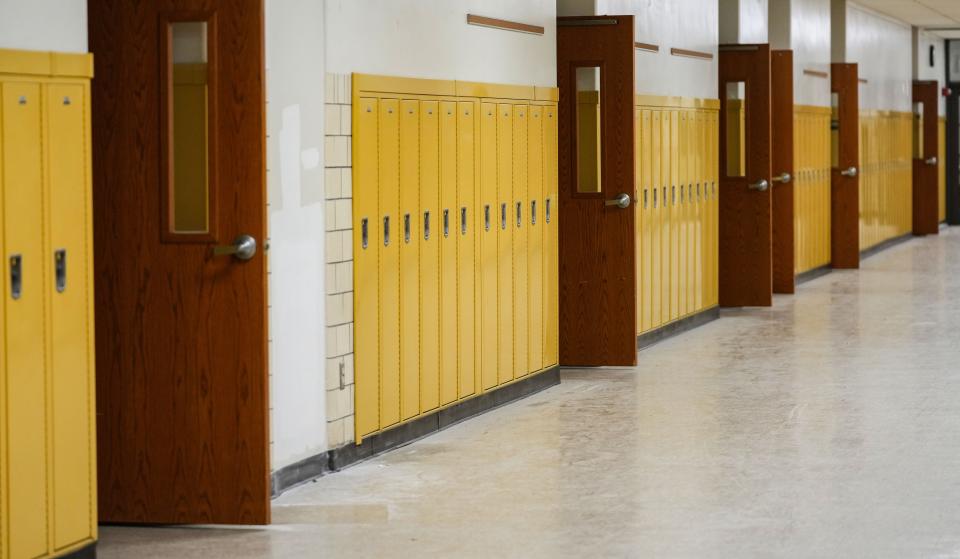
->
(725, 81), (746, 177)
(913, 101), (924, 159)
(831, 92), (840, 168)
(171, 21), (210, 233)
(576, 66), (602, 193)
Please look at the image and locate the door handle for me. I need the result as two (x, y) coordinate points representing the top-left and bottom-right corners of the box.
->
(840, 166), (858, 177)
(212, 234), (257, 261)
(748, 179), (769, 192)
(925, 156), (938, 166)
(772, 172), (792, 184)
(9, 254), (22, 300)
(605, 192), (632, 209)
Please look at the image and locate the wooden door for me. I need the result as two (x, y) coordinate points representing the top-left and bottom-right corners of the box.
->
(831, 63), (860, 268)
(557, 16), (636, 366)
(771, 50), (795, 293)
(718, 44), (773, 307)
(913, 80), (940, 236)
(89, 0), (269, 524)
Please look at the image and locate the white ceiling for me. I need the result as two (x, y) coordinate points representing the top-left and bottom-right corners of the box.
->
(854, 0), (960, 38)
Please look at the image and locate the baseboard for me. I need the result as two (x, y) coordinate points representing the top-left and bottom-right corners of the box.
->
(60, 541), (96, 559)
(270, 366), (561, 497)
(860, 233), (913, 260)
(636, 307), (720, 351)
(795, 264), (832, 286)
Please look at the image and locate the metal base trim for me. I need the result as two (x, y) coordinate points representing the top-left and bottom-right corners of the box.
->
(860, 233), (913, 261)
(60, 541), (96, 559)
(636, 307), (720, 351)
(795, 264), (832, 286)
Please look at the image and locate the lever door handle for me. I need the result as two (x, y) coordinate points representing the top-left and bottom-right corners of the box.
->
(212, 234), (257, 260)
(840, 166), (858, 177)
(925, 156), (938, 166)
(605, 192), (632, 209)
(772, 172), (792, 184)
(748, 179), (769, 192)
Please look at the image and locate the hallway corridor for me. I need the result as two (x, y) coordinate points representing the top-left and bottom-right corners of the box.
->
(101, 231), (960, 558)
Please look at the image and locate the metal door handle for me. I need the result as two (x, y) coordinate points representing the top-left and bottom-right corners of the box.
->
(925, 156), (938, 166)
(605, 192), (631, 209)
(748, 179), (769, 192)
(841, 166), (858, 177)
(212, 234), (257, 260)
(772, 172), (792, 184)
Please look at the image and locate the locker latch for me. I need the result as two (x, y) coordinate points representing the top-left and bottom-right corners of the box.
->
(643, 189), (648, 209)
(55, 249), (67, 293)
(546, 198), (551, 223)
(484, 205), (491, 231)
(500, 203), (507, 230)
(461, 207), (468, 235)
(653, 188), (658, 208)
(9, 254), (22, 300)
(516, 202), (522, 228)
(404, 214), (411, 243)
(361, 218), (369, 249)
(531, 200), (537, 225)
(383, 216), (390, 246)
(443, 209), (450, 238)
(423, 211), (431, 241)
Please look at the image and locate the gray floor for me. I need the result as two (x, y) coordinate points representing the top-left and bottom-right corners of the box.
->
(100, 229), (960, 558)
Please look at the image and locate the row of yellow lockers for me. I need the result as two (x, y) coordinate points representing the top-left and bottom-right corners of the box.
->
(794, 107), (832, 274)
(352, 76), (559, 441)
(859, 111), (913, 250)
(635, 101), (720, 335)
(0, 53), (96, 559)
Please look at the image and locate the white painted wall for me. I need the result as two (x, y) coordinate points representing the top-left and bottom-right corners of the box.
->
(740, 0), (769, 43)
(265, 0), (328, 471)
(597, 0), (719, 99)
(770, 0), (832, 107)
(916, 30), (946, 116)
(325, 0), (556, 86)
(846, 2), (912, 111)
(0, 0), (87, 53)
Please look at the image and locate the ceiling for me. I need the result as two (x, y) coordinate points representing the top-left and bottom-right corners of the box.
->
(854, 0), (960, 38)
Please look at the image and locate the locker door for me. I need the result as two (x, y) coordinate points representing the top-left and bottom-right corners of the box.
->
(678, 111), (688, 318)
(355, 98), (380, 436)
(634, 108), (642, 334)
(378, 98), (401, 428)
(46, 82), (96, 549)
(660, 111), (671, 324)
(419, 101), (440, 413)
(527, 105), (544, 374)
(543, 105), (559, 367)
(650, 110), (662, 329)
(669, 110), (680, 321)
(399, 100), (421, 420)
(479, 103), (499, 389)
(639, 109), (652, 333)
(497, 103), (514, 384)
(513, 105), (529, 378)
(439, 101), (458, 405)
(456, 101), (477, 398)
(2, 81), (49, 559)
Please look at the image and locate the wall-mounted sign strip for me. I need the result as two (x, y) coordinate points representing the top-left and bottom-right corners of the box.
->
(635, 42), (659, 53)
(803, 69), (829, 79)
(673, 47), (714, 59)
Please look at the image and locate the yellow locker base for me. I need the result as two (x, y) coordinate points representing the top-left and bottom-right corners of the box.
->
(635, 307), (719, 350)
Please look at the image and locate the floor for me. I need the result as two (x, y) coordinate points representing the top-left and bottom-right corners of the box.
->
(100, 230), (960, 558)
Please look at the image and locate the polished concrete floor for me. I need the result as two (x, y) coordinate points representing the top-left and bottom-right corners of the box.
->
(101, 230), (960, 558)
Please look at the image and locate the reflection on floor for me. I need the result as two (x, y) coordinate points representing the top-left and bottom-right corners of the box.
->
(100, 229), (960, 558)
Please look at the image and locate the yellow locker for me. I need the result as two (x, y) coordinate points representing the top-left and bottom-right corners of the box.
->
(543, 105), (559, 367)
(497, 103), (514, 384)
(354, 98), (380, 436)
(710, 111), (719, 308)
(378, 98), (401, 427)
(513, 104), (529, 378)
(677, 111), (687, 318)
(693, 110), (703, 313)
(669, 110), (679, 322)
(527, 105), (544, 373)
(2, 81), (49, 559)
(419, 101), (440, 412)
(45, 83), (97, 550)
(399, 99), (421, 420)
(456, 100), (477, 399)
(439, 101), (458, 405)
(650, 109), (663, 329)
(639, 109), (652, 333)
(479, 103), (499, 389)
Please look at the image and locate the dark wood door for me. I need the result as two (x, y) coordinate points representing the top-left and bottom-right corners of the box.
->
(557, 16), (636, 366)
(718, 44), (773, 307)
(89, 0), (270, 524)
(913, 80), (940, 236)
(831, 63), (860, 268)
(771, 50), (795, 293)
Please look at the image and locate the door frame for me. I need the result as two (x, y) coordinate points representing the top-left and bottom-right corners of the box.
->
(771, 50), (795, 293)
(831, 63), (860, 268)
(913, 80), (940, 236)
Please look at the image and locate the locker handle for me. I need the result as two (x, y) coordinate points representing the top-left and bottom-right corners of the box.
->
(404, 213), (411, 243)
(680, 185), (685, 204)
(361, 218), (369, 249)
(484, 205), (491, 231)
(546, 198), (552, 223)
(531, 200), (537, 225)
(443, 209), (450, 238)
(671, 186), (676, 204)
(9, 254), (22, 300)
(383, 216), (390, 246)
(461, 207), (468, 235)
(697, 183), (701, 200)
(662, 187), (667, 206)
(55, 249), (67, 293)
(516, 202), (522, 228)
(501, 203), (507, 230)
(643, 189), (648, 209)
(424, 211), (431, 241)
(653, 187), (658, 208)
